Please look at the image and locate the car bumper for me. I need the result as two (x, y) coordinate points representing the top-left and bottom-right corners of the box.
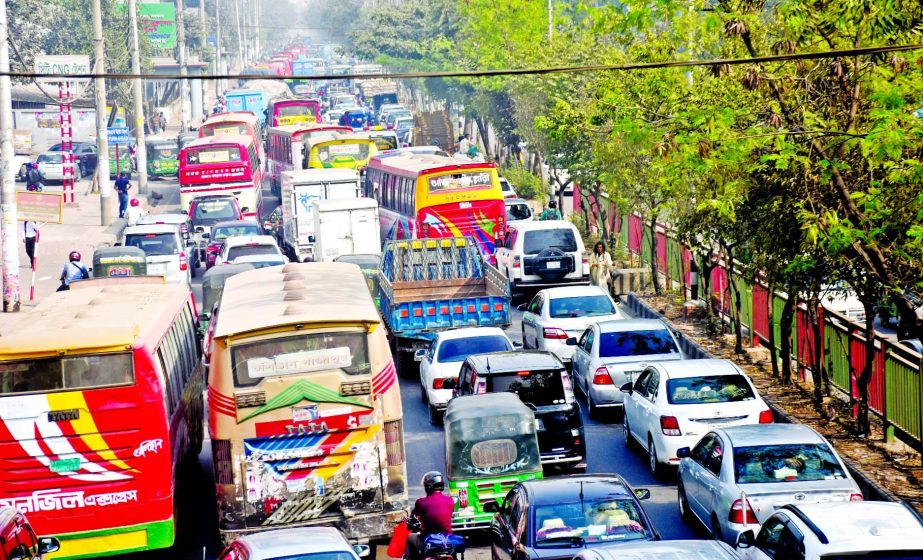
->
(426, 388), (454, 408)
(588, 384), (624, 406)
(543, 341), (576, 362)
(512, 276), (591, 289)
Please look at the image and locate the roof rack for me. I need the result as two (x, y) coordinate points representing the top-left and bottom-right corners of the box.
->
(778, 505), (829, 544)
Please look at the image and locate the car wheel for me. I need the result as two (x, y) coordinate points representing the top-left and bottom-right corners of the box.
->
(711, 514), (723, 542)
(587, 391), (598, 420)
(17, 164), (26, 181)
(189, 258), (197, 278)
(78, 163), (85, 180)
(521, 327), (527, 349)
(648, 435), (664, 479)
(429, 404), (443, 427)
(420, 381), (429, 405)
(623, 416), (637, 450)
(677, 481), (694, 523)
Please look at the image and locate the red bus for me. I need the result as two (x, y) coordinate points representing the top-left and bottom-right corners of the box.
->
(199, 112), (264, 162)
(179, 135), (264, 218)
(265, 124), (351, 196)
(0, 279), (202, 559)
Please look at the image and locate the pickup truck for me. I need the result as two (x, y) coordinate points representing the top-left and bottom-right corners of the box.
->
(379, 237), (511, 372)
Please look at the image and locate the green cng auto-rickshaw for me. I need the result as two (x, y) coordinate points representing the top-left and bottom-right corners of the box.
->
(444, 392), (543, 531)
(92, 246), (147, 277)
(333, 253), (382, 309)
(198, 263), (254, 335)
(146, 138), (180, 178)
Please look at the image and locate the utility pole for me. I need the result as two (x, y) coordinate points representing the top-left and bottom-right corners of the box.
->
(199, 0), (206, 58)
(177, 0), (190, 132)
(252, 0), (259, 61)
(234, 0), (244, 72)
(92, 0), (112, 225)
(128, 0), (148, 194)
(215, 0), (221, 97)
(0, 0), (20, 312)
(547, 0), (553, 41)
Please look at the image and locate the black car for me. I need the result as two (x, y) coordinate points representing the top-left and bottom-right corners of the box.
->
(490, 475), (657, 560)
(453, 350), (587, 471)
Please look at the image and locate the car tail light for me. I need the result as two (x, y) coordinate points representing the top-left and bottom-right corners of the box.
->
(561, 370), (576, 404)
(207, 245), (219, 255)
(179, 252), (188, 271)
(759, 409), (774, 423)
(850, 493), (864, 502)
(582, 253), (589, 269)
(728, 499), (757, 525)
(592, 367), (612, 385)
(212, 440), (234, 484)
(458, 488), (468, 508)
(433, 378), (446, 390)
(543, 327), (569, 340)
(383, 419), (404, 466)
(660, 415), (681, 436)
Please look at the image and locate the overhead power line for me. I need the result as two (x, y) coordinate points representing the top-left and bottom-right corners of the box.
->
(5, 43), (920, 82)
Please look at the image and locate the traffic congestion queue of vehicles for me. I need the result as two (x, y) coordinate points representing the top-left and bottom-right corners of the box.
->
(266, 123), (351, 196)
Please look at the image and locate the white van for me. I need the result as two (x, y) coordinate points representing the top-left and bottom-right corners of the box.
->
(494, 220), (589, 294)
(121, 223), (193, 286)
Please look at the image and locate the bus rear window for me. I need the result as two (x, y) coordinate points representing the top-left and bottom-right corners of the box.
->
(278, 105), (315, 117)
(186, 147), (242, 164)
(0, 353), (134, 394)
(428, 172), (492, 194)
(201, 124), (247, 137)
(316, 142), (369, 162)
(231, 332), (371, 387)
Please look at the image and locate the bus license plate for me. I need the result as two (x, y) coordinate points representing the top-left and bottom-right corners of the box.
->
(547, 261), (561, 269)
(459, 202), (472, 209)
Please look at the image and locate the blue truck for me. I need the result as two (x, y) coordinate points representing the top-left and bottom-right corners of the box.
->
(224, 89), (268, 125)
(379, 237), (511, 372)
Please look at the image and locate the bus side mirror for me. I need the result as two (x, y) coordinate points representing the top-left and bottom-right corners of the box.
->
(38, 537), (60, 555)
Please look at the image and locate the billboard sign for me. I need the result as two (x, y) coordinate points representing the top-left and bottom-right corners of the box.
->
(16, 192), (64, 224)
(33, 55), (91, 84)
(138, 3), (177, 49)
(108, 126), (130, 145)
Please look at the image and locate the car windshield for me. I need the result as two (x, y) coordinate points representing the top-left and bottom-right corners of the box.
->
(437, 336), (511, 362)
(37, 153), (63, 163)
(124, 232), (178, 256)
(236, 257), (286, 268)
(213, 224), (261, 241)
(822, 554), (923, 560)
(227, 245), (277, 261)
(193, 199), (238, 223)
(533, 499), (650, 548)
(733, 443), (848, 484)
(549, 295), (615, 318)
(507, 203), (532, 221)
(523, 229), (578, 255)
(599, 329), (680, 358)
(335, 255), (380, 270)
(487, 369), (566, 407)
(667, 374), (755, 404)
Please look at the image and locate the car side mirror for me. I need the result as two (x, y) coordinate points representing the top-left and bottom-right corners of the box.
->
(517, 303), (528, 311)
(513, 341), (523, 349)
(441, 378), (457, 390)
(620, 382), (633, 394)
(676, 447), (691, 459)
(634, 488), (651, 501)
(38, 537), (60, 555)
(414, 349), (426, 362)
(114, 241), (121, 246)
(194, 226), (205, 233)
(186, 240), (197, 247)
(566, 337), (577, 346)
(737, 529), (755, 549)
(202, 232), (210, 239)
(482, 499), (500, 513)
(353, 544), (371, 558)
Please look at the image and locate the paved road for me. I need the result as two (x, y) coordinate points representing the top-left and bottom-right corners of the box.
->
(111, 186), (702, 560)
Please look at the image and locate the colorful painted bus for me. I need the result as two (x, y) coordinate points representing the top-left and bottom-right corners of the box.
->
(206, 263), (407, 544)
(0, 279), (203, 559)
(200, 112), (265, 161)
(364, 154), (506, 260)
(179, 135), (264, 219)
(267, 99), (321, 127)
(304, 133), (379, 171)
(266, 124), (353, 195)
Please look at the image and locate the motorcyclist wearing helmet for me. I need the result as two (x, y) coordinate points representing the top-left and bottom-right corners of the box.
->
(406, 471), (454, 560)
(58, 251), (89, 291)
(25, 162), (44, 192)
(540, 199), (562, 221)
(125, 198), (147, 226)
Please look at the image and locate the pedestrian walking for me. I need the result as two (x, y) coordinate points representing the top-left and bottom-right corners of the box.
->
(150, 112), (161, 132)
(114, 172), (131, 218)
(22, 221), (39, 269)
(125, 198), (147, 226)
(539, 199), (562, 221)
(58, 251), (89, 291)
(590, 241), (613, 290)
(159, 111), (167, 133)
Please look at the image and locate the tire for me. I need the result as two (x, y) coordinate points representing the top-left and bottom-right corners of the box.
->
(677, 481), (694, 524)
(648, 436), (664, 479)
(533, 247), (571, 280)
(711, 515), (723, 542)
(420, 381), (429, 405)
(78, 164), (85, 180)
(587, 391), (599, 420)
(623, 416), (637, 451)
(521, 327), (528, 349)
(429, 404), (443, 427)
(189, 258), (197, 278)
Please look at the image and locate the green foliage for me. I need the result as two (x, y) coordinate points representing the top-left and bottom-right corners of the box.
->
(501, 165), (543, 201)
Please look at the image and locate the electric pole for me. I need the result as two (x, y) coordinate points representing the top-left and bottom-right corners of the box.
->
(234, 0), (243, 72)
(128, 0), (148, 194)
(215, 0), (222, 96)
(92, 0), (112, 225)
(177, 0), (190, 132)
(0, 0), (20, 312)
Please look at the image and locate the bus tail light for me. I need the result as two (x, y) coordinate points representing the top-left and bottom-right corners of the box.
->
(212, 440), (234, 485)
(179, 252), (188, 271)
(383, 419), (405, 467)
(592, 367), (612, 385)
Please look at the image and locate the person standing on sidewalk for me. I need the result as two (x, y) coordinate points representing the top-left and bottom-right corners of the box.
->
(58, 251), (89, 291)
(114, 172), (131, 218)
(22, 221), (39, 269)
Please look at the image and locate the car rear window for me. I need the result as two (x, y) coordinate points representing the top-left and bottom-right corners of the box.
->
(213, 224), (261, 241)
(667, 374), (755, 404)
(37, 153), (63, 163)
(733, 443), (847, 484)
(437, 336), (511, 363)
(598, 329), (680, 358)
(487, 369), (566, 407)
(523, 229), (578, 255)
(124, 233), (178, 256)
(227, 245), (277, 261)
(193, 199), (238, 222)
(507, 203), (532, 221)
(549, 295), (615, 318)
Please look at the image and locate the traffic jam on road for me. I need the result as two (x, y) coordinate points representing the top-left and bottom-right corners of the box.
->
(2, 42), (923, 560)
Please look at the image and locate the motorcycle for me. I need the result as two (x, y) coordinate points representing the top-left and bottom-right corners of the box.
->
(388, 517), (465, 560)
(26, 182), (44, 192)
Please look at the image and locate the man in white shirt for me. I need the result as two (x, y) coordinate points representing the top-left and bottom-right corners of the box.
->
(125, 198), (147, 226)
(22, 221), (38, 269)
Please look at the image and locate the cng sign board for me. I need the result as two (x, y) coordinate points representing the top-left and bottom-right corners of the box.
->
(138, 3), (177, 49)
(33, 55), (91, 83)
(16, 191), (63, 224)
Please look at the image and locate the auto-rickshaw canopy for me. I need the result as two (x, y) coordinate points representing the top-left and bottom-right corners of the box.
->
(92, 246), (147, 277)
(201, 263), (254, 316)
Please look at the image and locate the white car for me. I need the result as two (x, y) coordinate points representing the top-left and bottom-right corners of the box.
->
(505, 198), (533, 226)
(521, 286), (622, 364)
(231, 254), (288, 268)
(571, 319), (683, 417)
(215, 234), (285, 266)
(217, 526), (369, 560)
(576, 541), (742, 560)
(622, 359), (772, 476)
(36, 151), (78, 181)
(499, 176), (517, 198)
(414, 327), (514, 425)
(325, 110), (345, 124)
(495, 220), (590, 295)
(736, 501), (923, 559)
(121, 223), (194, 286)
